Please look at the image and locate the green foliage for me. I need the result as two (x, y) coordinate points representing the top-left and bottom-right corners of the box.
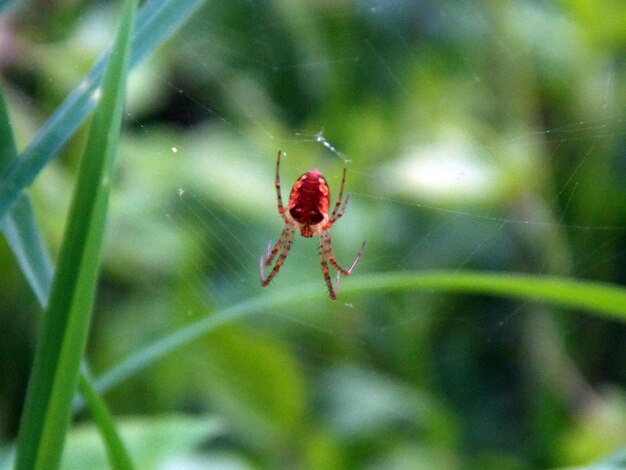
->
(60, 415), (223, 470)
(1, 1), (626, 468)
(0, 0), (206, 222)
(0, 90), (53, 306)
(93, 271), (626, 400)
(76, 376), (133, 470)
(14, 0), (137, 468)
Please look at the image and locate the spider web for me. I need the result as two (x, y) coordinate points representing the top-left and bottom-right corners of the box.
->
(24, 0), (626, 466)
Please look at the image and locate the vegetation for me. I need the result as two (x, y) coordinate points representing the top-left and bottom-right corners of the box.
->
(1, 1), (625, 468)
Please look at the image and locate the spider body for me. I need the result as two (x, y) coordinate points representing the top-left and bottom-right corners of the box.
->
(260, 150), (365, 300)
(288, 169), (329, 237)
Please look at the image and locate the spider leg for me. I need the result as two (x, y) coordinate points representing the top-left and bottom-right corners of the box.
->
(319, 230), (336, 299)
(332, 239), (366, 274)
(329, 191), (351, 224)
(321, 231), (366, 275)
(320, 254), (337, 300)
(275, 150), (289, 221)
(263, 238), (282, 268)
(319, 231), (366, 299)
(260, 240), (293, 286)
(332, 270), (342, 297)
(260, 222), (296, 286)
(329, 167), (347, 219)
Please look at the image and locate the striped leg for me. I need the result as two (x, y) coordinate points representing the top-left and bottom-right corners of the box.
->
(260, 222), (296, 286)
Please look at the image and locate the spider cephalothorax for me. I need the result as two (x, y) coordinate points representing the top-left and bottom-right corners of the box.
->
(259, 150), (365, 299)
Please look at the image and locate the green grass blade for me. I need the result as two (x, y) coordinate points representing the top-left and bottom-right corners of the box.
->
(93, 271), (626, 396)
(0, 195), (53, 306)
(14, 0), (137, 468)
(0, 0), (205, 222)
(0, 74), (132, 470)
(347, 271), (626, 318)
(0, 89), (53, 306)
(0, 86), (15, 168)
(77, 375), (134, 470)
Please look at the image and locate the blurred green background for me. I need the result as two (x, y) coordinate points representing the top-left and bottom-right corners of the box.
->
(2, 0), (626, 468)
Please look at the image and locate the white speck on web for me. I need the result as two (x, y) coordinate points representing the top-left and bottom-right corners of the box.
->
(314, 131), (351, 163)
(171, 146), (178, 153)
(178, 188), (185, 197)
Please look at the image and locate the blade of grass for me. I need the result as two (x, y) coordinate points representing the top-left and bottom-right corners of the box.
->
(347, 271), (626, 317)
(0, 89), (53, 306)
(14, 0), (137, 467)
(0, 0), (204, 465)
(0, 86), (16, 169)
(0, 80), (132, 469)
(0, 195), (53, 306)
(0, 0), (205, 222)
(77, 375), (134, 470)
(92, 271), (626, 397)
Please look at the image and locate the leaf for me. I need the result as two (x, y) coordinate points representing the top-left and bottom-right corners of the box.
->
(92, 271), (626, 397)
(0, 195), (53, 306)
(0, 46), (131, 470)
(61, 415), (223, 470)
(0, 89), (53, 307)
(0, 0), (206, 223)
(77, 375), (134, 470)
(200, 325), (305, 443)
(14, 0), (137, 468)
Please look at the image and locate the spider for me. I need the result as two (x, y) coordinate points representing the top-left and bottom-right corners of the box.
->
(259, 150), (366, 300)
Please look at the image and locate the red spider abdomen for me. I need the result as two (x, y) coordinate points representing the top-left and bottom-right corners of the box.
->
(288, 169), (330, 227)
